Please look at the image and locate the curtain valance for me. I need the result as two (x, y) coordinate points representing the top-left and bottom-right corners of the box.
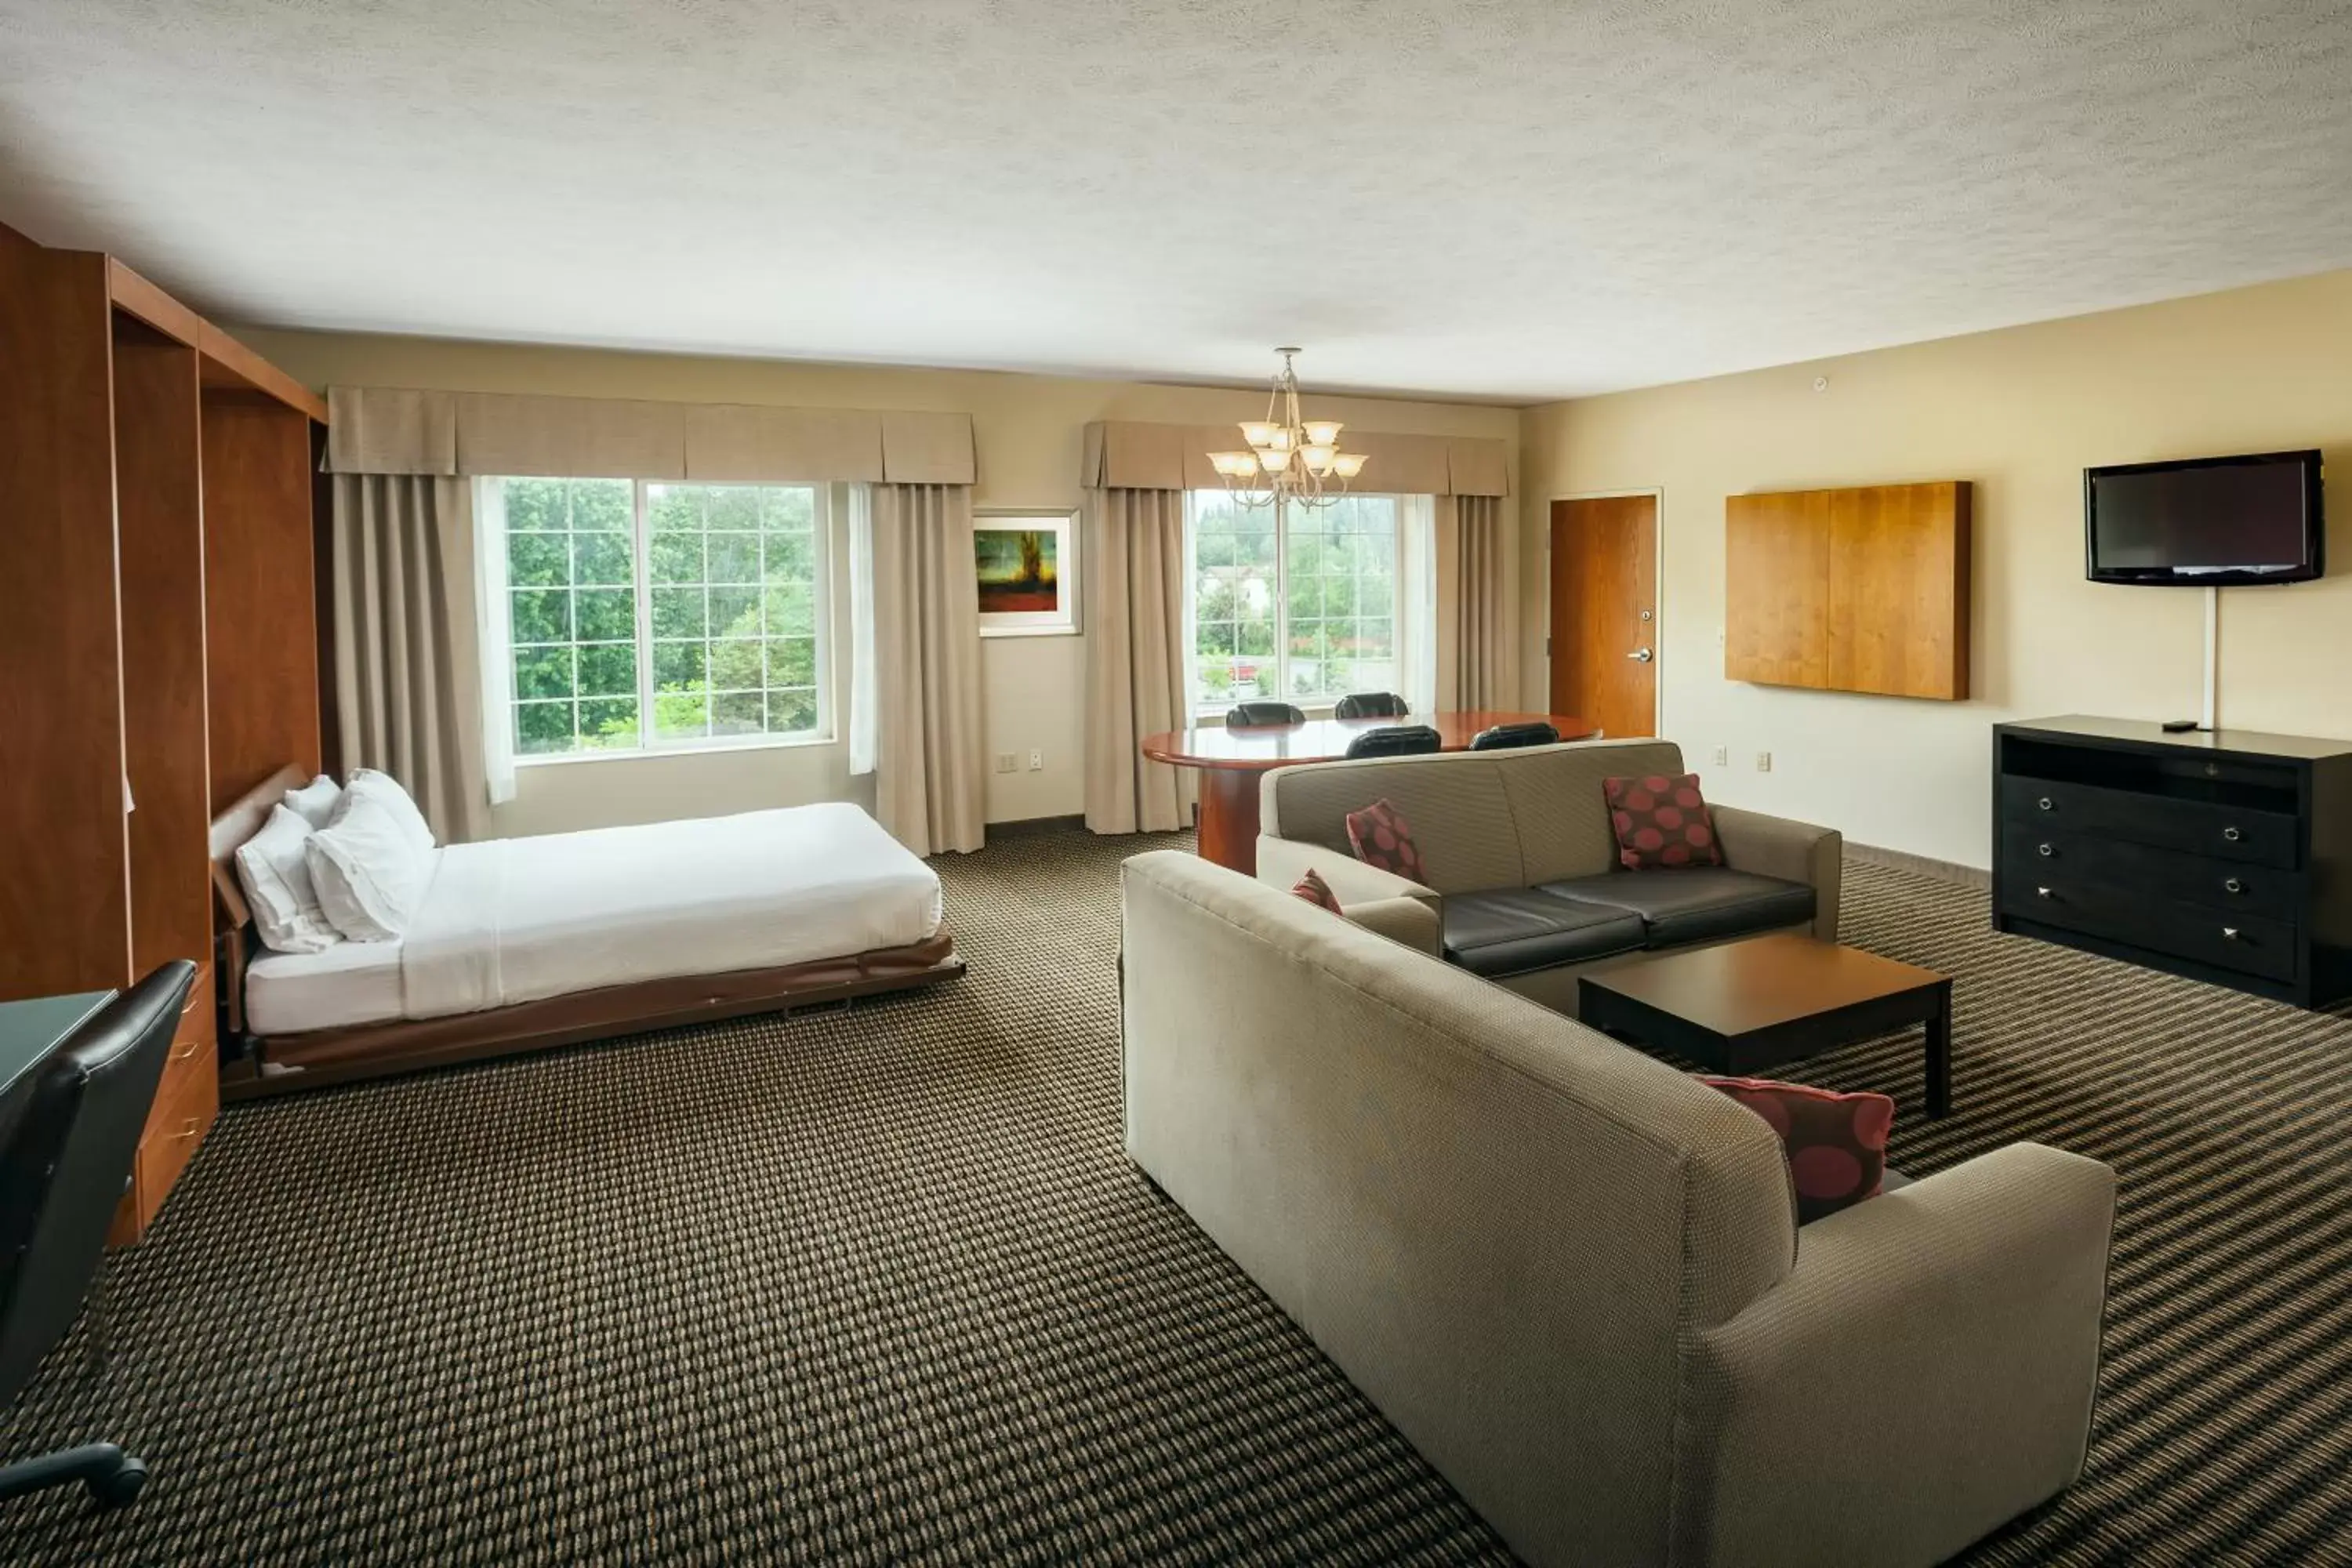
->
(326, 386), (977, 485)
(1080, 421), (1509, 497)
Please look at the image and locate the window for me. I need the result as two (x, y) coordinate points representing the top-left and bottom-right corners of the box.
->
(484, 477), (828, 760)
(1187, 491), (1403, 711)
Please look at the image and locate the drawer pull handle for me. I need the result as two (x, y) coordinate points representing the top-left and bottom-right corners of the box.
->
(2222, 927), (2241, 942)
(169, 1038), (201, 1062)
(2036, 885), (2053, 898)
(2223, 826), (2242, 842)
(175, 1118), (201, 1142)
(2225, 878), (2244, 895)
(2038, 797), (2055, 811)
(2037, 843), (2054, 858)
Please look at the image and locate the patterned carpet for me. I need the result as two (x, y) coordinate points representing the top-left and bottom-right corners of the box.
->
(3, 828), (2350, 1565)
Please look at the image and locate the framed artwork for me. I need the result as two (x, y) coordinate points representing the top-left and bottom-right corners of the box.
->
(975, 510), (1080, 637)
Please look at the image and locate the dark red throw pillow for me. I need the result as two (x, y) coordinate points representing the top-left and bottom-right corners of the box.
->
(1701, 1076), (1895, 1224)
(1290, 868), (1343, 913)
(1604, 773), (1724, 870)
(1344, 799), (1426, 883)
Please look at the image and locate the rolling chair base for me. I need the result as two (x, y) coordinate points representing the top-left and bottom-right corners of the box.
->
(0, 1443), (148, 1510)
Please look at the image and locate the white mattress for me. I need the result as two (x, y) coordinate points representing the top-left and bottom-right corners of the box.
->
(244, 802), (943, 1036)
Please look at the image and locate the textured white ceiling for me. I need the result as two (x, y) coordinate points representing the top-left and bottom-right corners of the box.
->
(3, 0), (2350, 400)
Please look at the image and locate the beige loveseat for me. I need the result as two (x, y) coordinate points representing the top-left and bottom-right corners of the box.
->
(1254, 738), (1842, 1014)
(1121, 849), (2116, 1568)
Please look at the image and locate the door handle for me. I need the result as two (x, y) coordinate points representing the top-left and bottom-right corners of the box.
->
(1626, 647), (1653, 662)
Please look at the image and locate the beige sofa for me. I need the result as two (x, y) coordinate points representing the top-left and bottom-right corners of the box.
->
(1254, 738), (1842, 1014)
(1121, 849), (2116, 1568)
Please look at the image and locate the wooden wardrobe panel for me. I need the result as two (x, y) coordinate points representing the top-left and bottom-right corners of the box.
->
(114, 319), (214, 978)
(0, 246), (131, 1001)
(1726, 481), (1970, 701)
(1724, 488), (1833, 690)
(203, 392), (321, 809)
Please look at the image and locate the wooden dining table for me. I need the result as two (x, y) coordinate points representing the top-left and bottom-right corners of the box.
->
(1139, 710), (1600, 874)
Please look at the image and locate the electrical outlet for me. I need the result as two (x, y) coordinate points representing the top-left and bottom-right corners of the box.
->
(1027, 748), (1044, 771)
(1755, 750), (1773, 773)
(1711, 746), (1729, 768)
(995, 753), (1017, 775)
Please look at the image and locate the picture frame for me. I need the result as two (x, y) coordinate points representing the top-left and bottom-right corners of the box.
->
(975, 509), (1080, 637)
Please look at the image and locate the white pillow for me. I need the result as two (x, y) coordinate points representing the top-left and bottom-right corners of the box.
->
(338, 768), (436, 854)
(283, 773), (343, 830)
(306, 794), (435, 942)
(233, 804), (343, 955)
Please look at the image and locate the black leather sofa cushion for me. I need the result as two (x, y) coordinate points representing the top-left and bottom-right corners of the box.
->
(1537, 868), (1817, 949)
(1443, 889), (1648, 978)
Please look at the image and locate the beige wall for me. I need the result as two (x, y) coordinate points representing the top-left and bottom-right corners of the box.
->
(1519, 268), (2352, 870)
(241, 328), (1518, 839)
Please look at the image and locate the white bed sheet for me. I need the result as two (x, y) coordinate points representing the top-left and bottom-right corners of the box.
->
(245, 802), (944, 1034)
(246, 937), (408, 1036)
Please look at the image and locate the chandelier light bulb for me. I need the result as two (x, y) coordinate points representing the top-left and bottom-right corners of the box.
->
(1237, 422), (1279, 448)
(1303, 420), (1344, 447)
(1330, 453), (1367, 479)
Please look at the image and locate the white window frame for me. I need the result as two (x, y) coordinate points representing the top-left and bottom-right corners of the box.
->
(1184, 490), (1410, 717)
(484, 476), (837, 768)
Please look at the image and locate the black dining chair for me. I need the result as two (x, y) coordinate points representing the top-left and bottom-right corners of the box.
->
(1344, 725), (1444, 760)
(1226, 702), (1306, 728)
(1469, 721), (1562, 751)
(1332, 692), (1408, 720)
(0, 961), (196, 1512)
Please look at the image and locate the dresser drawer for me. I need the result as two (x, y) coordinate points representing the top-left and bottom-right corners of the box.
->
(2001, 775), (2298, 868)
(2001, 830), (2302, 921)
(109, 961), (218, 1246)
(2001, 877), (2297, 982)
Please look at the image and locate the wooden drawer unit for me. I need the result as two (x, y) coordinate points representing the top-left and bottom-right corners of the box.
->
(1999, 775), (2298, 868)
(2000, 830), (2302, 922)
(108, 960), (219, 1245)
(1993, 718), (2352, 1009)
(1998, 877), (2298, 983)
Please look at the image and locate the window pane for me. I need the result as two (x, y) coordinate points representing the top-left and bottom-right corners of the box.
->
(575, 588), (636, 642)
(707, 532), (760, 585)
(569, 479), (632, 532)
(515, 699), (575, 754)
(579, 697), (640, 747)
(514, 645), (574, 701)
(574, 530), (633, 587)
(577, 642), (635, 698)
(709, 637), (763, 690)
(499, 478), (825, 761)
(711, 690), (764, 735)
(511, 588), (571, 644)
(507, 532), (568, 587)
(652, 586), (706, 639)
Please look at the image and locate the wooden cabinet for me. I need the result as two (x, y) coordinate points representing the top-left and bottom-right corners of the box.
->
(0, 220), (325, 1240)
(1993, 717), (2352, 1007)
(1726, 481), (1971, 700)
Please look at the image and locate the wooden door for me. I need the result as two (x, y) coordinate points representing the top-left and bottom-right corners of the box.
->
(1549, 495), (1657, 740)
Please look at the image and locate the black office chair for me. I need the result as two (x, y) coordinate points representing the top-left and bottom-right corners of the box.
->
(1344, 724), (1443, 760)
(0, 961), (195, 1512)
(1470, 721), (1561, 751)
(1332, 692), (1407, 720)
(1226, 702), (1306, 728)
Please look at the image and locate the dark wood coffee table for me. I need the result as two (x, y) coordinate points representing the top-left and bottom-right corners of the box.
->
(1577, 933), (1953, 1116)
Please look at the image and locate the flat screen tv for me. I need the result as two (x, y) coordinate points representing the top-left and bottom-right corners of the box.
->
(2085, 449), (2325, 586)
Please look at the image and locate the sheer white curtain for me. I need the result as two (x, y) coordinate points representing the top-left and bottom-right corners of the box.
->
(847, 483), (879, 778)
(471, 477), (517, 808)
(1399, 494), (1439, 718)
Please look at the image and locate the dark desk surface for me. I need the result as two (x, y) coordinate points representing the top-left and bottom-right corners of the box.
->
(0, 991), (114, 1101)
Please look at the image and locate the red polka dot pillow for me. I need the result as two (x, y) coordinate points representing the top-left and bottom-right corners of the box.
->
(1343, 798), (1426, 884)
(1701, 1076), (1895, 1225)
(1290, 867), (1343, 913)
(1603, 772), (1724, 870)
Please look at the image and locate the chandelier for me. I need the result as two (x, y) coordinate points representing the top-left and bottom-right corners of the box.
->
(1207, 347), (1367, 509)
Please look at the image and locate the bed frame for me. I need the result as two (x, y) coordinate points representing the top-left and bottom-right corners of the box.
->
(209, 766), (967, 1099)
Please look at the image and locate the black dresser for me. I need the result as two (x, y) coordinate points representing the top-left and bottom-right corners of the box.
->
(1992, 716), (2352, 1007)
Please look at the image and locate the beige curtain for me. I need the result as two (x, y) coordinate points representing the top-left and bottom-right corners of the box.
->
(871, 483), (985, 856)
(1083, 488), (1193, 834)
(329, 474), (489, 842)
(1436, 493), (1513, 711)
